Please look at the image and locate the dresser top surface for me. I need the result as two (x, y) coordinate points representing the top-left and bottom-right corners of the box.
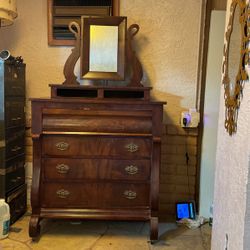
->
(30, 97), (166, 106)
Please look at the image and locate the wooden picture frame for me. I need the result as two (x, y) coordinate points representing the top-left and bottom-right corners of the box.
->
(222, 0), (249, 135)
(80, 16), (127, 81)
(47, 0), (120, 46)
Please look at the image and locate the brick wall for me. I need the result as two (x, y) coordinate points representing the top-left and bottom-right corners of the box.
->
(160, 125), (198, 220)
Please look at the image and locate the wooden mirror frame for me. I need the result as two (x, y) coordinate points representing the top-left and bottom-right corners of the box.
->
(80, 16), (126, 81)
(222, 0), (249, 135)
(47, 0), (120, 46)
(62, 17), (143, 87)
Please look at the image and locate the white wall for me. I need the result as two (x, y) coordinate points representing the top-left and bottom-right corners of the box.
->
(199, 11), (225, 218)
(212, 1), (250, 248)
(244, 156), (250, 249)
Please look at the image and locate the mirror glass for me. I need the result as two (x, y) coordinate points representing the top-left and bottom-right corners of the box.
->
(89, 25), (118, 72)
(222, 0), (249, 135)
(227, 4), (241, 97)
(81, 16), (126, 81)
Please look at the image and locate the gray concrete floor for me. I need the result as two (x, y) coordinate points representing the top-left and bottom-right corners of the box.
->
(0, 214), (211, 250)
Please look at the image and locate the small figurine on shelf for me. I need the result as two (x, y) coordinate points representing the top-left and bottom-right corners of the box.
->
(0, 50), (23, 64)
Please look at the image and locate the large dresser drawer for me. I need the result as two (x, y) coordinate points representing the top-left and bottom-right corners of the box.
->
(5, 155), (25, 192)
(42, 135), (152, 158)
(6, 129), (25, 159)
(43, 158), (150, 181)
(41, 183), (149, 208)
(5, 167), (25, 193)
(5, 98), (25, 128)
(42, 108), (152, 134)
(6, 184), (27, 225)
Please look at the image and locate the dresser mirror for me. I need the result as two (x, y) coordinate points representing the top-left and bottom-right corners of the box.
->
(81, 16), (126, 81)
(62, 16), (144, 87)
(222, 0), (249, 135)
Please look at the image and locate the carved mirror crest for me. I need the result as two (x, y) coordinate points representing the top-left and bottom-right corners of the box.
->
(222, 0), (250, 135)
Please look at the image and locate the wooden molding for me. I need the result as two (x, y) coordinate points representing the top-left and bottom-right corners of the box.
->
(47, 0), (120, 46)
(212, 0), (227, 10)
(113, 0), (120, 16)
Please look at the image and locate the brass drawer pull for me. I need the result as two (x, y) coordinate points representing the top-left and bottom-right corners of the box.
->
(13, 72), (18, 79)
(11, 146), (22, 152)
(56, 164), (70, 174)
(55, 142), (69, 151)
(124, 190), (137, 200)
(56, 189), (70, 199)
(125, 143), (139, 153)
(11, 117), (22, 121)
(125, 165), (138, 175)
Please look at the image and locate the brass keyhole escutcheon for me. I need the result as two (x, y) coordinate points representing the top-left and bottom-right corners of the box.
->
(125, 143), (138, 153)
(55, 142), (69, 151)
(125, 165), (138, 175)
(56, 189), (70, 199)
(56, 164), (70, 174)
(124, 190), (137, 200)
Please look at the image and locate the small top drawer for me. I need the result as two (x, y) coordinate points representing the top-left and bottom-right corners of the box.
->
(42, 135), (152, 158)
(42, 109), (152, 134)
(4, 64), (25, 96)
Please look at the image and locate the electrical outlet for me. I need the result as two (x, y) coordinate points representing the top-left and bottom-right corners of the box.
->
(181, 112), (191, 127)
(180, 109), (200, 128)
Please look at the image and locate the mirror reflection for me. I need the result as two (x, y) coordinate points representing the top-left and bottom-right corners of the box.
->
(222, 0), (249, 135)
(227, 4), (241, 97)
(89, 25), (118, 73)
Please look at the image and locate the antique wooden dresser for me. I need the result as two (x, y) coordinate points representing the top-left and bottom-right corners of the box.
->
(29, 85), (165, 242)
(0, 59), (27, 224)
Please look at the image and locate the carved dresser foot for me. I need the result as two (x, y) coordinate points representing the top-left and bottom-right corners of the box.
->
(29, 216), (41, 240)
(150, 217), (158, 244)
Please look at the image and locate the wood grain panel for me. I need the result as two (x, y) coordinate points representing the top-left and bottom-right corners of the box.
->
(43, 158), (150, 181)
(41, 183), (149, 208)
(42, 135), (152, 158)
(212, 0), (227, 10)
(43, 115), (152, 134)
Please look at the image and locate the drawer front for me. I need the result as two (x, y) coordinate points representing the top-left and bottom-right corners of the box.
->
(43, 158), (98, 180)
(41, 183), (99, 208)
(41, 183), (149, 208)
(1, 154), (25, 171)
(42, 109), (152, 134)
(6, 130), (25, 159)
(6, 184), (27, 225)
(43, 158), (150, 181)
(5, 98), (25, 128)
(42, 135), (152, 158)
(102, 183), (150, 208)
(4, 64), (25, 96)
(5, 167), (25, 193)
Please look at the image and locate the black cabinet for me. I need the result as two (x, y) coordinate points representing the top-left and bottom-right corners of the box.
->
(0, 60), (26, 224)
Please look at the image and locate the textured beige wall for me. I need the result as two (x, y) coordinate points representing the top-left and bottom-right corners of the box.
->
(212, 0), (250, 249)
(120, 0), (202, 124)
(0, 0), (202, 125)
